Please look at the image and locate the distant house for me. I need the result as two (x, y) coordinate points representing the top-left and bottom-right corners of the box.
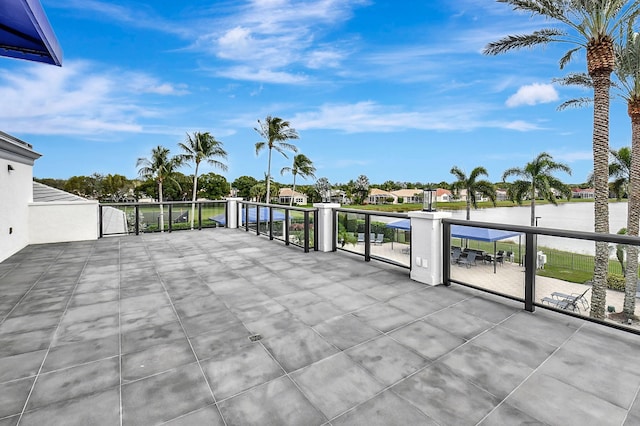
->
(368, 188), (398, 204)
(496, 189), (509, 202)
(391, 189), (422, 204)
(456, 188), (488, 202)
(278, 188), (308, 205)
(436, 188), (452, 202)
(330, 189), (350, 205)
(572, 188), (595, 199)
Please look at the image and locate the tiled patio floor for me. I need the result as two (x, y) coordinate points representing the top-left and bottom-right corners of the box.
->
(1, 229), (640, 425)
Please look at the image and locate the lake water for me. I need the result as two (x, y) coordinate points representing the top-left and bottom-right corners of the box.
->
(443, 202), (629, 255)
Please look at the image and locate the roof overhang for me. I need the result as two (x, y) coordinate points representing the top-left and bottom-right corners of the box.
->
(0, 0), (62, 66)
(0, 130), (42, 165)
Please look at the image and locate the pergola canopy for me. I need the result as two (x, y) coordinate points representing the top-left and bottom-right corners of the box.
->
(451, 224), (521, 242)
(0, 0), (62, 66)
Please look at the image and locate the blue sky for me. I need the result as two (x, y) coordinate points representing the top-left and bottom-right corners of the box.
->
(1, 0), (633, 186)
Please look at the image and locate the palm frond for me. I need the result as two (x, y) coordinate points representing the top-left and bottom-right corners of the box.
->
(557, 97), (593, 110)
(483, 29), (566, 55)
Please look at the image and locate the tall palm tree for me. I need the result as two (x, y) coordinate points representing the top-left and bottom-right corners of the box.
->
(614, 29), (640, 318)
(178, 132), (228, 230)
(502, 153), (572, 226)
(255, 116), (299, 203)
(483, 0), (640, 319)
(136, 146), (182, 232)
(280, 154), (316, 206)
(450, 166), (497, 220)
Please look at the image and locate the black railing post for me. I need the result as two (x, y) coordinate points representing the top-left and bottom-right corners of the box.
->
(304, 211), (310, 253)
(331, 210), (337, 252)
(285, 209), (290, 246)
(135, 205), (140, 235)
(443, 221), (451, 286)
(198, 203), (202, 230)
(313, 210), (318, 251)
(244, 204), (249, 232)
(255, 205), (260, 236)
(99, 205), (103, 238)
(364, 214), (371, 262)
(269, 207), (274, 240)
(524, 232), (537, 312)
(168, 204), (173, 232)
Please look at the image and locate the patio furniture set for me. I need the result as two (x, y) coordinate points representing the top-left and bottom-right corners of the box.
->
(451, 247), (509, 268)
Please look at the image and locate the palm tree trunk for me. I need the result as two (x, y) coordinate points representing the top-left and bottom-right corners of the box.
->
(590, 69), (613, 319)
(290, 174), (297, 207)
(466, 195), (471, 221)
(623, 102), (640, 317)
(190, 162), (199, 230)
(158, 179), (164, 233)
(266, 148), (273, 204)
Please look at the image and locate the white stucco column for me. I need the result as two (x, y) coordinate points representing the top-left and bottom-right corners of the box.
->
(313, 203), (340, 252)
(408, 210), (452, 286)
(225, 198), (243, 229)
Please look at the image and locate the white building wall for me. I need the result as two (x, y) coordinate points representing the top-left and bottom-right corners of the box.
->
(0, 159), (33, 261)
(28, 201), (99, 245)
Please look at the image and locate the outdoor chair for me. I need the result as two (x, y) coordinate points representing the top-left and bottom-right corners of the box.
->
(550, 287), (590, 311)
(541, 297), (579, 312)
(506, 251), (513, 262)
(458, 251), (477, 268)
(374, 233), (384, 245)
(451, 247), (462, 264)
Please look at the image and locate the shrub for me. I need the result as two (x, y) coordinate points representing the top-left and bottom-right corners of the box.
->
(606, 273), (626, 291)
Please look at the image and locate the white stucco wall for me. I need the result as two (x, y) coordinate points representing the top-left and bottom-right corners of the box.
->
(0, 159), (33, 262)
(29, 201), (99, 245)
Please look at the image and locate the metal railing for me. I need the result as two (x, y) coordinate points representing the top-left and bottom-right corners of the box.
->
(99, 200), (227, 237)
(238, 201), (318, 253)
(333, 207), (411, 269)
(443, 217), (640, 334)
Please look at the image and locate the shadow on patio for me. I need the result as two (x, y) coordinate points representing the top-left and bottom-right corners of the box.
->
(1, 229), (640, 425)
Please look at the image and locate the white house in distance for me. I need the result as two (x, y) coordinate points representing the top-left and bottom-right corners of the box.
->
(278, 188), (308, 205)
(391, 189), (422, 204)
(572, 187), (595, 199)
(0, 131), (99, 263)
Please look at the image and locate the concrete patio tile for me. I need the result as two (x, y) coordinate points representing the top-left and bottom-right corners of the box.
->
(67, 290), (118, 307)
(230, 299), (287, 323)
(0, 376), (34, 418)
(245, 310), (307, 339)
(42, 334), (119, 373)
(254, 279), (301, 299)
(190, 324), (253, 361)
(119, 292), (171, 314)
(0, 327), (56, 357)
(626, 391), (640, 426)
(122, 339), (196, 382)
(312, 284), (378, 312)
(423, 307), (495, 340)
(173, 294), (228, 319)
(389, 320), (465, 360)
(392, 362), (500, 425)
(478, 402), (546, 425)
(346, 335), (428, 386)
(0, 415), (18, 426)
(313, 314), (381, 350)
(121, 320), (186, 354)
(261, 326), (338, 372)
(537, 344), (640, 409)
(218, 376), (326, 426)
(500, 311), (579, 347)
(120, 305), (177, 333)
(180, 309), (242, 338)
(164, 404), (225, 425)
(0, 349), (47, 382)
(289, 300), (344, 325)
(10, 295), (68, 316)
(201, 343), (284, 400)
(386, 289), (447, 318)
(507, 373), (627, 426)
(353, 302), (417, 332)
(0, 311), (61, 334)
(61, 301), (119, 323)
(119, 281), (164, 298)
(471, 324), (557, 369)
(290, 352), (385, 419)
(439, 342), (533, 398)
(122, 362), (214, 425)
(332, 389), (438, 426)
(451, 294), (520, 324)
(274, 290), (324, 310)
(19, 387), (119, 426)
(27, 357), (119, 410)
(53, 314), (119, 345)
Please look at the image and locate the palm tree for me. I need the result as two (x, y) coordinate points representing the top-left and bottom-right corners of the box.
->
(450, 166), (497, 220)
(136, 146), (182, 232)
(280, 154), (316, 206)
(614, 29), (640, 318)
(483, 0), (640, 319)
(255, 116), (299, 203)
(608, 146), (632, 199)
(178, 132), (228, 230)
(502, 153), (572, 226)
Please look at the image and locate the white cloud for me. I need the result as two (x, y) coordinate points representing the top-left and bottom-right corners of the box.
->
(216, 66), (308, 84)
(0, 61), (186, 135)
(506, 83), (559, 107)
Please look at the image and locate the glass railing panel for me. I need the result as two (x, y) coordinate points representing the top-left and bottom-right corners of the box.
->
(201, 201), (226, 228)
(271, 207), (287, 242)
(369, 214), (410, 267)
(336, 211), (366, 258)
